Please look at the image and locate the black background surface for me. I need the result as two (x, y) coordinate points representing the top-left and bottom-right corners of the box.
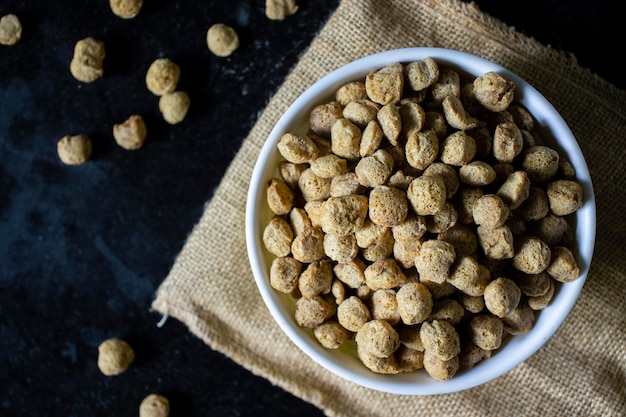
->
(1, 1), (623, 416)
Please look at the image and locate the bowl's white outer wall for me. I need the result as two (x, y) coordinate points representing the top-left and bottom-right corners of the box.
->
(245, 48), (596, 395)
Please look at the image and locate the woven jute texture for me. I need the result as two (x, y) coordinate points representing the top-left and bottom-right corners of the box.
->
(152, 0), (626, 415)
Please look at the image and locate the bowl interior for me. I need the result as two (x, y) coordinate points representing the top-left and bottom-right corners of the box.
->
(245, 47), (596, 395)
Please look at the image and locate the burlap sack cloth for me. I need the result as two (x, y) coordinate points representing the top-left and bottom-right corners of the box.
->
(153, 0), (626, 415)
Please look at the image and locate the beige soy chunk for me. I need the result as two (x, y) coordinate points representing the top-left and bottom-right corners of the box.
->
(442, 95), (479, 131)
(368, 185), (408, 227)
(438, 224), (478, 256)
(357, 344), (400, 374)
(459, 341), (491, 370)
(356, 319), (401, 358)
(405, 129), (439, 170)
(321, 195), (368, 236)
(70, 37), (105, 83)
(407, 175), (446, 216)
(269, 256), (301, 293)
(448, 255), (490, 297)
(323, 233), (358, 263)
(546, 180), (584, 216)
(359, 120), (384, 157)
(405, 57), (439, 91)
(359, 226), (394, 262)
(423, 162), (460, 198)
(515, 271), (551, 297)
(331, 118), (361, 160)
(354, 149), (394, 187)
(304, 200), (325, 228)
(397, 324), (424, 351)
(497, 171), (530, 210)
(399, 102), (426, 134)
(314, 321), (349, 349)
(440, 131), (476, 166)
(262, 216), (293, 257)
(145, 58), (180, 96)
(337, 295), (370, 332)
(454, 186), (484, 224)
(298, 168), (331, 201)
(415, 240), (456, 284)
(484, 277), (521, 318)
(429, 298), (465, 325)
(370, 289), (401, 325)
(343, 99), (379, 127)
(377, 104), (402, 145)
(391, 214), (427, 243)
(364, 258), (407, 291)
(336, 81), (367, 106)
(97, 338), (135, 376)
(299, 260), (333, 298)
(331, 279), (346, 304)
(493, 122), (523, 163)
(393, 238), (422, 269)
(113, 115), (147, 150)
(477, 225), (514, 259)
(546, 246), (580, 282)
(396, 345), (425, 373)
(424, 111), (448, 139)
(430, 67), (460, 105)
(514, 186), (549, 221)
(459, 161), (496, 186)
(291, 226), (325, 263)
(207, 24), (239, 57)
(473, 71), (515, 112)
(425, 200), (458, 233)
(57, 134), (92, 165)
(277, 133), (318, 164)
(423, 349), (459, 381)
(456, 292), (485, 314)
(528, 279), (555, 310)
(420, 319), (460, 360)
(502, 301), (535, 335)
(110, 0), (143, 19)
(279, 162), (306, 189)
(0, 14), (22, 45)
(469, 314), (504, 350)
(266, 178), (293, 215)
(294, 295), (335, 328)
(310, 101), (344, 138)
(512, 236), (551, 274)
(365, 62), (404, 105)
(530, 213), (568, 245)
(139, 394), (169, 417)
(265, 0), (299, 20)
(521, 146), (560, 182)
(329, 172), (365, 197)
(310, 154), (347, 178)
(472, 194), (509, 229)
(396, 282), (433, 325)
(159, 91), (190, 124)
(333, 259), (366, 289)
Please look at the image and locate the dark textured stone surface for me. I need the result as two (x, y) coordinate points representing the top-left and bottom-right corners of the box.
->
(0, 1), (622, 416)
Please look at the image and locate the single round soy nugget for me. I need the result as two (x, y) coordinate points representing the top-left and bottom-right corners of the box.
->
(146, 58), (180, 96)
(396, 282), (433, 325)
(355, 319), (401, 358)
(420, 319), (460, 361)
(139, 394), (170, 417)
(97, 338), (135, 376)
(57, 134), (92, 165)
(207, 23), (239, 57)
(407, 175), (446, 216)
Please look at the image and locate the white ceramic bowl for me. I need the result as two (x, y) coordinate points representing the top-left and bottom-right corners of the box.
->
(245, 48), (596, 395)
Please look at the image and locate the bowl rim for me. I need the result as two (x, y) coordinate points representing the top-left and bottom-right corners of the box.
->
(245, 47), (596, 395)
